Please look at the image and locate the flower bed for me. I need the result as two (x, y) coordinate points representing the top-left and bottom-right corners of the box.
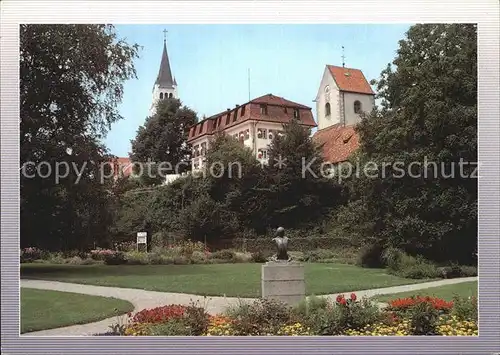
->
(107, 294), (477, 337)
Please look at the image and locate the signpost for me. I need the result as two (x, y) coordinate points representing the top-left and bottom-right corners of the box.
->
(137, 232), (147, 252)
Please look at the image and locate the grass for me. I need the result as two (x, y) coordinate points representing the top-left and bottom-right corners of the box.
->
(375, 281), (478, 303)
(21, 263), (435, 298)
(21, 288), (134, 333)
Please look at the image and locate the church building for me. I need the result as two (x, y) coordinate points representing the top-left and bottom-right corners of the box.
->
(312, 65), (375, 164)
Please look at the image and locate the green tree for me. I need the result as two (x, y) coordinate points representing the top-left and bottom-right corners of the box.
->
(130, 98), (198, 184)
(347, 24), (477, 264)
(20, 24), (139, 250)
(261, 119), (343, 230)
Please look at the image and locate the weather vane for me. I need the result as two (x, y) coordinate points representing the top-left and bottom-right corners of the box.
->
(341, 46), (345, 68)
(163, 29), (168, 42)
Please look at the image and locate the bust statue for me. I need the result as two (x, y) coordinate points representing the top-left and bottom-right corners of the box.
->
(272, 226), (290, 261)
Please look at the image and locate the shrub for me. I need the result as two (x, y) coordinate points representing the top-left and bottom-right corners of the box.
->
(302, 249), (337, 262)
(125, 251), (149, 265)
(20, 247), (44, 263)
(451, 296), (477, 321)
(190, 250), (208, 264)
(292, 295), (329, 323)
(183, 301), (211, 335)
(251, 250), (268, 263)
(317, 294), (381, 335)
(209, 249), (235, 261)
(103, 251), (126, 265)
(459, 265), (477, 277)
(356, 243), (385, 268)
(233, 251), (252, 263)
(173, 255), (190, 265)
(67, 256), (84, 265)
(408, 301), (440, 335)
(383, 249), (441, 279)
(62, 250), (88, 259)
(147, 320), (192, 336)
(225, 298), (292, 335)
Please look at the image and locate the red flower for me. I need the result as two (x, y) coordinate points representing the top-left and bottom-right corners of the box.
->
(336, 295), (344, 303)
(350, 293), (357, 301)
(339, 298), (347, 305)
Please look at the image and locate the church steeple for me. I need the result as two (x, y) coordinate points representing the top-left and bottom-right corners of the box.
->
(150, 30), (178, 115)
(155, 34), (175, 89)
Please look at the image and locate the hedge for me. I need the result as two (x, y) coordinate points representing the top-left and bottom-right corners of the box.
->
(218, 237), (358, 253)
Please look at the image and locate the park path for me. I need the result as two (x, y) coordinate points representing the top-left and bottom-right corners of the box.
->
(21, 276), (477, 336)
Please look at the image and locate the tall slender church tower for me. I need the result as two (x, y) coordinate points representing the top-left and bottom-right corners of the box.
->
(150, 31), (178, 115)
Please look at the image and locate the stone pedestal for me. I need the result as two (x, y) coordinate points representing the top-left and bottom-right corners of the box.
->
(261, 261), (305, 306)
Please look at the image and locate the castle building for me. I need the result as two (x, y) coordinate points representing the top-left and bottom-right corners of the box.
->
(187, 94), (317, 171)
(312, 65), (375, 164)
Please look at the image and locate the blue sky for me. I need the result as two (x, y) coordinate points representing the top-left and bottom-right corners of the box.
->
(106, 24), (411, 157)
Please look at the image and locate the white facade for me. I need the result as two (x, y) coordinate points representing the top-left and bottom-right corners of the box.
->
(315, 66), (375, 130)
(150, 84), (178, 116)
(189, 120), (286, 171)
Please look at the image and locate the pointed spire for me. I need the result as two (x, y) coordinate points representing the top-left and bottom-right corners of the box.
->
(155, 30), (175, 88)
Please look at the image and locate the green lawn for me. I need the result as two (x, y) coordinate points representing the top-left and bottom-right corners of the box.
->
(375, 281), (478, 303)
(21, 263), (435, 297)
(21, 288), (134, 333)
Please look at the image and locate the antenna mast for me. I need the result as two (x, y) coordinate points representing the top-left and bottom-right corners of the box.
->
(248, 68), (251, 101)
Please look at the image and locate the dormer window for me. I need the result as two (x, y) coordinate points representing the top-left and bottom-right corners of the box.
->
(233, 109), (238, 122)
(260, 104), (268, 115)
(293, 109), (300, 119)
(354, 100), (362, 114)
(241, 105), (246, 116)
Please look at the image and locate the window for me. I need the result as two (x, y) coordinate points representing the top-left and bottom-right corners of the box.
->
(241, 105), (246, 116)
(257, 149), (267, 159)
(159, 92), (164, 99)
(201, 142), (207, 156)
(233, 109), (238, 122)
(354, 100), (362, 114)
(198, 122), (204, 134)
(226, 113), (231, 125)
(169, 93), (173, 98)
(268, 130), (274, 140)
(257, 128), (267, 139)
(293, 109), (300, 119)
(325, 103), (331, 116)
(245, 129), (250, 140)
(260, 104), (268, 115)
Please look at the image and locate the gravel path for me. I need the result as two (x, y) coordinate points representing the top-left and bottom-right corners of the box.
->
(21, 276), (477, 336)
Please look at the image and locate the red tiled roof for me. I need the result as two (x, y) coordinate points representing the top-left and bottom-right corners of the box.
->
(188, 94), (316, 142)
(251, 93), (311, 109)
(313, 124), (360, 164)
(327, 65), (375, 95)
(110, 157), (133, 177)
